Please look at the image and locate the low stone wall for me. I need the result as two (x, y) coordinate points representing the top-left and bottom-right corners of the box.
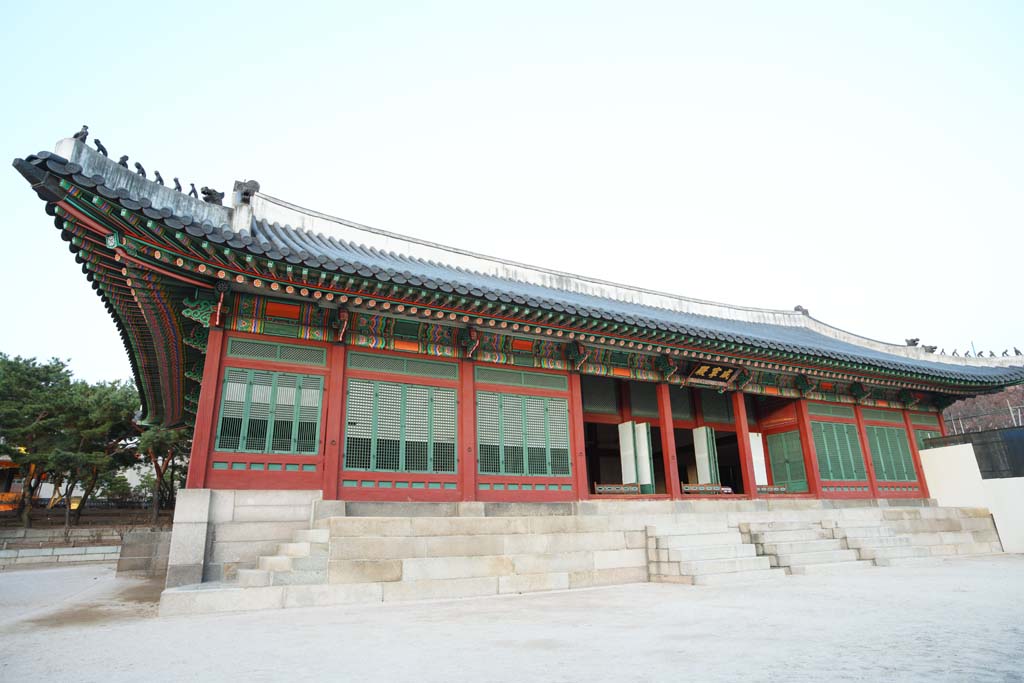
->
(117, 530), (172, 577)
(0, 526), (121, 548)
(0, 544), (120, 570)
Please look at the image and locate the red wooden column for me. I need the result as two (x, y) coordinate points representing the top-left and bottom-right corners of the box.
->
(903, 410), (931, 499)
(937, 409), (949, 436)
(568, 373), (590, 500)
(853, 405), (881, 499)
(731, 391), (758, 499)
(657, 383), (682, 498)
(185, 326), (226, 489)
(795, 399), (824, 498)
(320, 344), (347, 501)
(458, 359), (478, 501)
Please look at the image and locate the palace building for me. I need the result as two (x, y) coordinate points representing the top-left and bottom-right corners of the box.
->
(14, 136), (1024, 508)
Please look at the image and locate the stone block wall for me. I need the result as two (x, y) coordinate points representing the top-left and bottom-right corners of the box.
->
(116, 530), (172, 577)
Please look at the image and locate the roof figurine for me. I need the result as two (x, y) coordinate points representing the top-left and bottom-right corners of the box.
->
(154, 171), (164, 186)
(1017, 347), (1023, 356)
(118, 155), (129, 168)
(201, 186), (224, 205)
(134, 162), (146, 178)
(72, 125), (88, 142)
(794, 305), (809, 315)
(188, 183), (198, 198)
(905, 338), (919, 347)
(173, 177), (182, 192)
(93, 139), (108, 157)
(922, 345), (937, 353)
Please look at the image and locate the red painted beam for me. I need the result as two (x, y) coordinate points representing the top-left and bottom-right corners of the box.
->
(731, 391), (758, 499)
(320, 344), (347, 501)
(657, 383), (682, 499)
(185, 326), (226, 489)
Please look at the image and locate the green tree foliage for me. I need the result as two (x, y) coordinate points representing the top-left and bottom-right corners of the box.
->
(0, 354), (73, 527)
(0, 355), (140, 527)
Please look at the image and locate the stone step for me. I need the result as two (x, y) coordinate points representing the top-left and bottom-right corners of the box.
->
(294, 529), (330, 544)
(873, 556), (945, 568)
(887, 519), (964, 534)
(290, 555), (330, 571)
(665, 544), (757, 563)
(739, 521), (820, 533)
(759, 539), (846, 555)
(655, 531), (743, 549)
(789, 561), (875, 576)
(856, 546), (932, 561)
(645, 521), (732, 537)
(257, 555), (293, 572)
(832, 526), (895, 539)
(330, 531), (631, 561)
(676, 555), (771, 576)
(774, 549), (860, 567)
(160, 583), (384, 616)
(750, 528), (833, 544)
(382, 576), (500, 602)
(237, 568), (270, 587)
(283, 542), (329, 558)
(845, 535), (912, 549)
(329, 559), (403, 584)
(329, 516), (642, 538)
(691, 568), (787, 586)
(271, 569), (327, 586)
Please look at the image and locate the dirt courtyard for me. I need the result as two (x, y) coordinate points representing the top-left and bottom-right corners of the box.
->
(1, 555), (1022, 682)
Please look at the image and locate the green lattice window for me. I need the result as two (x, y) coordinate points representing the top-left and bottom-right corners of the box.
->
(226, 338), (327, 366)
(915, 430), (941, 450)
(215, 368), (323, 454)
(475, 367), (568, 391)
(343, 378), (457, 473)
(699, 389), (734, 424)
(862, 408), (903, 424)
(581, 375), (619, 414)
(347, 351), (458, 380)
(477, 392), (571, 477)
(629, 381), (659, 418)
(807, 402), (856, 419)
(811, 421), (867, 481)
(670, 386), (693, 420)
(910, 413), (941, 428)
(866, 425), (917, 481)
(765, 430), (809, 493)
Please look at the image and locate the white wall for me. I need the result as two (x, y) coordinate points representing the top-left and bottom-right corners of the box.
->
(919, 444), (988, 508)
(921, 442), (1024, 554)
(981, 478), (1024, 553)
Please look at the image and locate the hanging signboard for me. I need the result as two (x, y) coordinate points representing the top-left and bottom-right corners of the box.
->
(688, 363), (737, 386)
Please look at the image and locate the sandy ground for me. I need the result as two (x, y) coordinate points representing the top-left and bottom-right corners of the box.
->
(1, 556), (1022, 682)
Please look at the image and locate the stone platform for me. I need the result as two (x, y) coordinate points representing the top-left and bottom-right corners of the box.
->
(158, 493), (1003, 616)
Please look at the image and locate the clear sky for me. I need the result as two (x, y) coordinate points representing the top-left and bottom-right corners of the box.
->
(1, 1), (1021, 383)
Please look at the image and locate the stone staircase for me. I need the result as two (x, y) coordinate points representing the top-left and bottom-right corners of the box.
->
(647, 518), (785, 585)
(745, 522), (872, 575)
(834, 506), (1002, 567)
(237, 529), (330, 587)
(324, 515), (649, 600)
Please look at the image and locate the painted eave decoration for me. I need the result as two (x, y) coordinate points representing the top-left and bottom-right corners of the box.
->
(12, 136), (1024, 427)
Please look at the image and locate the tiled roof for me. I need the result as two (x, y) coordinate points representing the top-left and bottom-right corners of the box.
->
(14, 139), (1024, 388)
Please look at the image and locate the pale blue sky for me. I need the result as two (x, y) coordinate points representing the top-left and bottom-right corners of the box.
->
(1, 1), (1022, 382)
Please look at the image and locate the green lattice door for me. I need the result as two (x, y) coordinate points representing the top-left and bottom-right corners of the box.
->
(343, 378), (457, 473)
(765, 431), (808, 493)
(866, 425), (917, 481)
